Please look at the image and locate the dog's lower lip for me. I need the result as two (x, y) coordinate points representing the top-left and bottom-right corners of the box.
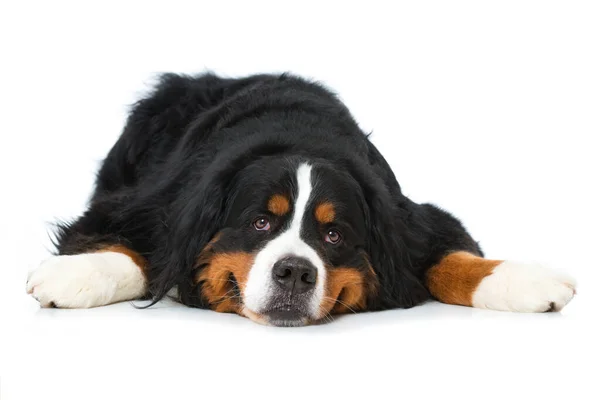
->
(264, 308), (308, 327)
(267, 309), (301, 319)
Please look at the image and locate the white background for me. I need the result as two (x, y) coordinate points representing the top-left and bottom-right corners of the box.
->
(1, 1), (599, 399)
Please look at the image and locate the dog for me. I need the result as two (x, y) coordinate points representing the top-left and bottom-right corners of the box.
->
(26, 73), (576, 326)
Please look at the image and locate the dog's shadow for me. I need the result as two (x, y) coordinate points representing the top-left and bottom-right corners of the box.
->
(32, 297), (566, 333)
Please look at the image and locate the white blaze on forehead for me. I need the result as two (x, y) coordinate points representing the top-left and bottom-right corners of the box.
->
(243, 163), (326, 318)
(291, 163), (313, 232)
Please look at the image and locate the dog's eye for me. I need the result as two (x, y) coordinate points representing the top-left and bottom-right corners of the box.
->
(253, 217), (271, 231)
(325, 229), (341, 244)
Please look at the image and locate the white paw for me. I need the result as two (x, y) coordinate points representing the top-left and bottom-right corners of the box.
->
(26, 253), (146, 308)
(472, 261), (576, 312)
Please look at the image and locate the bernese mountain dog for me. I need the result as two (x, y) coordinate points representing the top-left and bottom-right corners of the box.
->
(26, 73), (576, 326)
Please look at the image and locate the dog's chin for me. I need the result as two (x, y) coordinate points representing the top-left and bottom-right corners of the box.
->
(264, 309), (310, 327)
(241, 306), (312, 327)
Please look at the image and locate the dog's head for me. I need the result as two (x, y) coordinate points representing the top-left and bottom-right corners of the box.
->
(195, 158), (378, 326)
(158, 146), (427, 326)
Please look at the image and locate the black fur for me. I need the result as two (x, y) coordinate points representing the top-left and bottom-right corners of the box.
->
(54, 72), (482, 312)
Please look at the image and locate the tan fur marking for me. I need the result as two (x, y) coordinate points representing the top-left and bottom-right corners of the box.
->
(268, 194), (290, 216)
(195, 246), (254, 314)
(426, 251), (503, 306)
(241, 307), (269, 325)
(319, 265), (378, 317)
(315, 202), (335, 224)
(99, 244), (146, 270)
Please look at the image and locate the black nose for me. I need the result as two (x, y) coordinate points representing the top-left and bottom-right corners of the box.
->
(272, 257), (317, 294)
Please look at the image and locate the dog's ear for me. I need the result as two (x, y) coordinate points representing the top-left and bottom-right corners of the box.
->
(145, 165), (231, 306)
(145, 141), (290, 306)
(364, 187), (431, 310)
(144, 141), (256, 305)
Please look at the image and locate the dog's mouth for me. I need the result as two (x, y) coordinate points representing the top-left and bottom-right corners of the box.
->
(236, 271), (324, 327)
(242, 289), (346, 327)
(263, 305), (310, 327)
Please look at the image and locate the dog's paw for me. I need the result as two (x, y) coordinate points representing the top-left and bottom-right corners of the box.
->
(26, 254), (129, 308)
(472, 261), (576, 312)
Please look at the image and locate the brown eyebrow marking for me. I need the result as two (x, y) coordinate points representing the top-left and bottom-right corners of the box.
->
(315, 202), (335, 224)
(268, 194), (290, 216)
